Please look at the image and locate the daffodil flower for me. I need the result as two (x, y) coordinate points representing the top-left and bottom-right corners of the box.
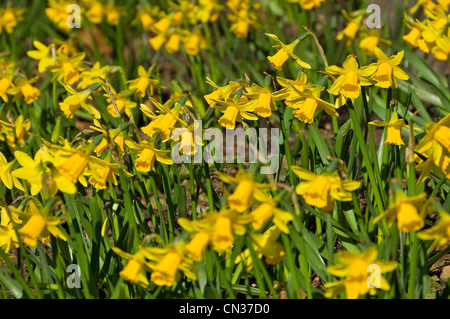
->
(292, 166), (361, 212)
(373, 191), (433, 233)
(287, 0), (325, 10)
(213, 95), (257, 129)
(86, 155), (131, 190)
(0, 207), (20, 253)
(78, 62), (110, 90)
(27, 41), (55, 73)
(142, 243), (198, 287)
(0, 7), (26, 33)
(266, 33), (311, 71)
(236, 226), (285, 271)
(250, 199), (293, 234)
(45, 0), (73, 31)
(105, 3), (125, 26)
(0, 152), (24, 191)
(179, 208), (253, 253)
(183, 231), (211, 262)
(290, 87), (339, 124)
(0, 72), (13, 102)
(364, 48), (409, 89)
(418, 211), (450, 247)
(44, 139), (100, 186)
(85, 1), (104, 24)
(17, 201), (67, 247)
(103, 86), (137, 118)
(325, 246), (398, 299)
(244, 83), (277, 118)
(204, 77), (243, 109)
(227, 2), (259, 38)
(272, 72), (316, 107)
(141, 97), (187, 140)
(128, 66), (163, 98)
(183, 30), (208, 55)
(125, 140), (173, 173)
(89, 119), (125, 156)
(47, 52), (86, 85)
(60, 83), (101, 119)
(217, 170), (272, 213)
(326, 55), (374, 99)
(336, 10), (363, 44)
(12, 150), (76, 197)
(403, 19), (423, 47)
(7, 76), (40, 104)
(415, 113), (450, 183)
(359, 30), (392, 56)
(112, 246), (153, 288)
(369, 112), (415, 146)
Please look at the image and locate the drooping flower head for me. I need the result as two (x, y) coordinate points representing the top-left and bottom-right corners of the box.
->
(325, 246), (398, 299)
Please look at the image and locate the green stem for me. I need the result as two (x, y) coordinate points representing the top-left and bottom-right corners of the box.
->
(348, 103), (385, 212)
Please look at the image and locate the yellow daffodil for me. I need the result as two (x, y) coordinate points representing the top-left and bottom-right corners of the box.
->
(369, 112), (413, 146)
(165, 31), (182, 54)
(27, 41), (56, 73)
(179, 208), (253, 253)
(0, 7), (26, 34)
(142, 243), (198, 287)
(403, 23), (423, 48)
(415, 113), (450, 183)
(410, 0), (437, 14)
(214, 95), (257, 129)
(0, 72), (13, 102)
(112, 246), (153, 287)
(325, 246), (398, 299)
(272, 72), (316, 107)
(45, 0), (73, 31)
(0, 152), (24, 191)
(292, 166), (361, 211)
(85, 1), (104, 24)
(373, 192), (433, 233)
(0, 207), (20, 253)
(326, 55), (375, 99)
(204, 77), (243, 109)
(337, 10), (363, 44)
(86, 155), (130, 190)
(18, 201), (67, 247)
(140, 98), (187, 140)
(183, 30), (208, 55)
(227, 1), (260, 38)
(78, 62), (110, 89)
(418, 211), (450, 247)
(250, 199), (293, 234)
(43, 139), (103, 187)
(105, 4), (125, 25)
(128, 65), (163, 98)
(60, 83), (100, 119)
(7, 76), (40, 104)
(12, 149), (76, 197)
(125, 140), (173, 173)
(266, 33), (311, 71)
(244, 83), (277, 118)
(103, 86), (137, 118)
(48, 52), (86, 85)
(287, 0), (325, 10)
(359, 31), (392, 56)
(217, 170), (272, 213)
(364, 48), (409, 89)
(290, 87), (339, 124)
(183, 231), (211, 262)
(236, 225), (285, 271)
(89, 119), (125, 156)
